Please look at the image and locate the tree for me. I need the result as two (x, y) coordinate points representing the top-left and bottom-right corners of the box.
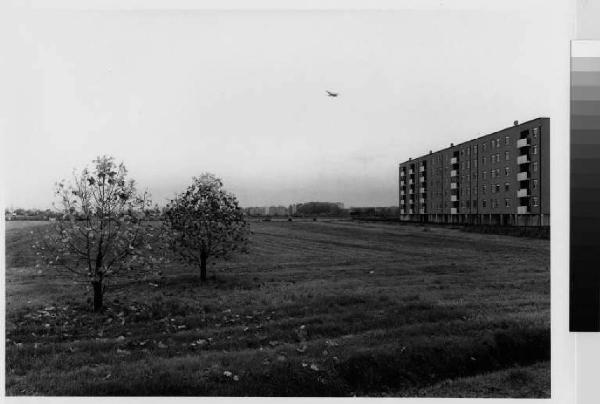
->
(35, 156), (159, 312)
(163, 173), (249, 283)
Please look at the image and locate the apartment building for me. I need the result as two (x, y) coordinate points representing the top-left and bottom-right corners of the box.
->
(398, 118), (550, 226)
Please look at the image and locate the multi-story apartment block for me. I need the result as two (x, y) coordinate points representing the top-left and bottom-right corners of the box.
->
(398, 118), (549, 226)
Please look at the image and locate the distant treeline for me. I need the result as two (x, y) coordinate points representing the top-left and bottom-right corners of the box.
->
(5, 208), (59, 221)
(243, 203), (400, 218)
(7, 204), (401, 220)
(349, 206), (400, 218)
(5, 208), (163, 221)
(297, 202), (347, 216)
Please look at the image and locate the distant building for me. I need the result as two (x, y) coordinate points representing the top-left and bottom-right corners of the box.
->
(398, 118), (549, 226)
(268, 206), (288, 216)
(244, 207), (267, 216)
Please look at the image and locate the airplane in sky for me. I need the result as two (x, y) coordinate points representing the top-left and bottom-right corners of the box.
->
(326, 91), (339, 98)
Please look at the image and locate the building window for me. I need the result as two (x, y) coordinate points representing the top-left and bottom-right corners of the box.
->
(533, 127), (539, 138)
(482, 200), (487, 208)
(491, 140), (494, 149)
(505, 151), (509, 160)
(533, 197), (539, 207)
(505, 199), (511, 207)
(491, 169), (495, 178)
(505, 182), (510, 192)
(497, 138), (500, 147)
(467, 147), (470, 156)
(482, 171), (487, 180)
(505, 167), (510, 176)
(533, 179), (538, 189)
(533, 145), (538, 155)
(496, 168), (500, 177)
(482, 185), (486, 194)
(497, 153), (500, 163)
(495, 184), (500, 193)
(533, 161), (538, 171)
(474, 145), (478, 154)
(473, 159), (478, 168)
(505, 136), (510, 145)
(467, 160), (470, 169)
(482, 156), (486, 165)
(491, 184), (495, 194)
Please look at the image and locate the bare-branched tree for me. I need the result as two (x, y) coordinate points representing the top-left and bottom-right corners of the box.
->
(35, 155), (160, 312)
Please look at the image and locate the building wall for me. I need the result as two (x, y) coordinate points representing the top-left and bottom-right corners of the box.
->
(399, 118), (550, 226)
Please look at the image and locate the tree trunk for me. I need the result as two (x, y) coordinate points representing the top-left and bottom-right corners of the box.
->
(200, 252), (207, 283)
(92, 280), (103, 312)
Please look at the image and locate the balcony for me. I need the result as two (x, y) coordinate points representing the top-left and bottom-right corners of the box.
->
(400, 209), (405, 215)
(419, 208), (425, 214)
(450, 182), (458, 190)
(409, 169), (414, 175)
(451, 195), (458, 202)
(409, 189), (414, 195)
(419, 176), (425, 183)
(450, 170), (458, 177)
(409, 199), (414, 204)
(400, 180), (405, 186)
(517, 155), (530, 165)
(517, 171), (529, 181)
(419, 198), (425, 204)
(450, 208), (458, 214)
(400, 190), (405, 196)
(409, 209), (414, 214)
(419, 166), (425, 173)
(450, 157), (458, 164)
(517, 138), (530, 148)
(400, 200), (405, 205)
(517, 206), (529, 214)
(419, 187), (426, 194)
(409, 179), (414, 185)
(517, 188), (529, 198)
(400, 171), (406, 177)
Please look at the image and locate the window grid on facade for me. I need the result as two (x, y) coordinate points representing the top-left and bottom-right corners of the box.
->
(398, 118), (548, 223)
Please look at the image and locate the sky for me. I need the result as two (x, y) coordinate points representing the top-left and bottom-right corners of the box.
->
(1, 4), (570, 209)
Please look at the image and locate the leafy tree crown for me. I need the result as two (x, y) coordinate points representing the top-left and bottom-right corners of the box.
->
(164, 173), (249, 263)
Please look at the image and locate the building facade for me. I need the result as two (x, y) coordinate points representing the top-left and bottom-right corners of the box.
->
(399, 118), (550, 226)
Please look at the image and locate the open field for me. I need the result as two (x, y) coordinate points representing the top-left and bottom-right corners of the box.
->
(5, 220), (550, 397)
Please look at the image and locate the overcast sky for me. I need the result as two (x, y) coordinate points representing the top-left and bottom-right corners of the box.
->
(1, 5), (569, 209)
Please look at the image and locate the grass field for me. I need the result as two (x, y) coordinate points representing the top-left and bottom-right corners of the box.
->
(4, 219), (550, 397)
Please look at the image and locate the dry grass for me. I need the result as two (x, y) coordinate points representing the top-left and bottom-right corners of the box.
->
(5, 219), (550, 396)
